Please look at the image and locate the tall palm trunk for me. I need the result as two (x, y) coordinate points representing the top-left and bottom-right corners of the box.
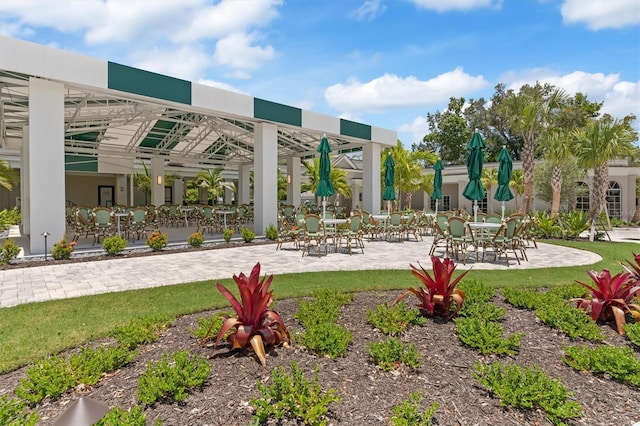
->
(550, 162), (563, 216)
(522, 139), (535, 213)
(588, 164), (608, 241)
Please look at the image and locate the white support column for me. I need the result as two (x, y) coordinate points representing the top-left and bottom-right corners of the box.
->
(21, 126), (30, 235)
(351, 178), (361, 211)
(28, 78), (66, 255)
(173, 178), (184, 206)
(224, 186), (234, 205)
(362, 143), (381, 214)
(129, 174), (134, 206)
(150, 157), (165, 206)
(286, 156), (301, 207)
(116, 175), (127, 206)
(238, 164), (252, 205)
(254, 122), (278, 234)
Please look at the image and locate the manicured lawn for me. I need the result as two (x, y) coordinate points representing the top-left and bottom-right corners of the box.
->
(0, 240), (636, 373)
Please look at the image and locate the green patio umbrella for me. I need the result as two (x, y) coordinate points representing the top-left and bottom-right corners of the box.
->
(382, 153), (395, 212)
(432, 159), (443, 214)
(315, 134), (335, 217)
(462, 132), (486, 222)
(494, 145), (514, 219)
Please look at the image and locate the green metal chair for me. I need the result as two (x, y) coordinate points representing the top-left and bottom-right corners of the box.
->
(301, 214), (327, 257)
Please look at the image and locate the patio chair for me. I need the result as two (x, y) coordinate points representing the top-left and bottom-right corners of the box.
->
(429, 218), (450, 257)
(301, 214), (327, 257)
(197, 205), (217, 235)
(386, 212), (404, 242)
(92, 207), (115, 245)
(276, 216), (300, 251)
(72, 206), (93, 242)
(336, 213), (364, 255)
(447, 216), (473, 264)
(125, 207), (148, 241)
(360, 210), (381, 240)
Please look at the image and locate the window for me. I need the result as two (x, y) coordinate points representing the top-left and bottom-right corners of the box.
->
(476, 196), (488, 214)
(576, 182), (589, 212)
(430, 195), (450, 211)
(607, 181), (621, 219)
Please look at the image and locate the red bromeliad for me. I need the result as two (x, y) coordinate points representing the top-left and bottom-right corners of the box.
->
(622, 252), (640, 280)
(201, 262), (289, 366)
(394, 256), (468, 320)
(573, 268), (640, 335)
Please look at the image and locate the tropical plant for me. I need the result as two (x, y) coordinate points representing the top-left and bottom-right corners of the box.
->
(0, 159), (18, 191)
(572, 268), (640, 334)
(301, 157), (352, 203)
(509, 169), (525, 211)
(622, 252), (640, 279)
(0, 239), (20, 264)
(537, 128), (577, 216)
(265, 223), (278, 240)
(222, 227), (234, 243)
(559, 210), (589, 239)
(102, 235), (127, 255)
(201, 262), (290, 366)
(241, 226), (256, 243)
(532, 211), (563, 239)
(187, 231), (204, 247)
(146, 231), (167, 251)
(195, 167), (235, 205)
(394, 256), (469, 320)
(51, 237), (76, 260)
(481, 167), (499, 214)
(383, 141), (436, 209)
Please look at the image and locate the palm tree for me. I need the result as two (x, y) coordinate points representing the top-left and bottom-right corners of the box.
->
(300, 158), (352, 203)
(277, 169), (287, 201)
(0, 160), (18, 191)
(574, 116), (637, 240)
(506, 84), (567, 213)
(509, 169), (524, 212)
(537, 128), (575, 216)
(481, 168), (499, 214)
(195, 167), (235, 205)
(384, 141), (436, 210)
(133, 161), (152, 204)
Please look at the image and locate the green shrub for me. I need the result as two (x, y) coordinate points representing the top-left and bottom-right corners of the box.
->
(111, 315), (173, 351)
(0, 207), (21, 227)
(69, 346), (136, 386)
(251, 362), (341, 425)
(51, 237), (76, 260)
(564, 345), (640, 387)
(294, 290), (352, 329)
(265, 223), (278, 240)
(454, 317), (522, 355)
(625, 322), (640, 348)
(366, 302), (425, 336)
(0, 239), (20, 264)
(222, 228), (234, 243)
(241, 226), (256, 242)
(458, 279), (496, 304)
(367, 338), (422, 372)
(189, 312), (232, 341)
(137, 350), (210, 405)
(102, 235), (127, 255)
(94, 405), (150, 426)
(296, 323), (352, 359)
(559, 210), (589, 239)
(390, 392), (439, 426)
(501, 287), (544, 310)
(473, 361), (582, 425)
(146, 231), (168, 251)
(459, 302), (507, 321)
(536, 302), (605, 341)
(532, 211), (563, 239)
(0, 395), (39, 425)
(187, 231), (204, 247)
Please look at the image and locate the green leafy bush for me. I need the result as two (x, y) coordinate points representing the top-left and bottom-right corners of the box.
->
(366, 301), (425, 336)
(625, 322), (640, 348)
(189, 312), (231, 341)
(241, 226), (256, 242)
(532, 211), (563, 239)
(0, 395), (39, 425)
(187, 231), (204, 247)
(367, 338), (422, 372)
(294, 289), (352, 329)
(454, 317), (522, 355)
(69, 346), (136, 387)
(265, 223), (278, 240)
(458, 303), (507, 321)
(297, 323), (352, 359)
(102, 235), (127, 255)
(536, 302), (605, 341)
(0, 239), (20, 264)
(51, 237), (76, 260)
(251, 362), (341, 425)
(222, 228), (234, 243)
(473, 362), (582, 425)
(559, 210), (589, 239)
(146, 231), (168, 251)
(390, 392), (439, 426)
(564, 345), (640, 388)
(111, 315), (173, 350)
(458, 279), (496, 304)
(0, 207), (21, 227)
(94, 405), (150, 426)
(137, 350), (210, 405)
(501, 287), (544, 310)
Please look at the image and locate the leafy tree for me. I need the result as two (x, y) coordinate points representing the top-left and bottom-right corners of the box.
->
(385, 141), (436, 209)
(301, 158), (352, 202)
(509, 169), (524, 212)
(0, 160), (18, 191)
(277, 169), (287, 201)
(195, 167), (235, 205)
(537, 128), (576, 216)
(534, 157), (585, 213)
(481, 168), (499, 214)
(574, 115), (637, 240)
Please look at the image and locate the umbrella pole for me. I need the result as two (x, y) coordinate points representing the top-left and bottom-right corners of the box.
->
(322, 198), (326, 218)
(473, 201), (478, 223)
(501, 202), (505, 221)
(434, 199), (438, 216)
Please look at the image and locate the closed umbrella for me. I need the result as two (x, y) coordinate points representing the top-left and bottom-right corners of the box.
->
(494, 145), (514, 220)
(462, 132), (486, 222)
(432, 159), (443, 215)
(315, 134), (335, 218)
(382, 154), (395, 212)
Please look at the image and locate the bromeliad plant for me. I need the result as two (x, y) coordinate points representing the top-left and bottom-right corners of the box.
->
(572, 268), (640, 335)
(201, 262), (290, 366)
(394, 255), (469, 320)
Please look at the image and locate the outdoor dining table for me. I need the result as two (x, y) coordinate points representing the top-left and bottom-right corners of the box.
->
(216, 209), (236, 229)
(321, 218), (348, 253)
(465, 221), (503, 261)
(114, 212), (129, 236)
(180, 207), (193, 227)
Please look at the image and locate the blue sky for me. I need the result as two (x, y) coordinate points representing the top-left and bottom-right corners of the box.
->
(1, 0), (638, 145)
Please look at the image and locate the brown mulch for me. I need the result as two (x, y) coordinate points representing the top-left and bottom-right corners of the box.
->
(0, 292), (639, 425)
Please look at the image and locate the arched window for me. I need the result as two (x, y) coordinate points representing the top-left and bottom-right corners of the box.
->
(607, 181), (622, 219)
(576, 182), (589, 212)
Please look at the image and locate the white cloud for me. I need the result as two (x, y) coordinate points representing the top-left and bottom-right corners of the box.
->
(407, 0), (502, 12)
(350, 0), (387, 21)
(0, 0), (103, 33)
(198, 79), (247, 95)
(398, 116), (429, 146)
(324, 67), (489, 114)
(131, 45), (211, 82)
(561, 0), (640, 30)
(502, 68), (640, 121)
(213, 32), (276, 78)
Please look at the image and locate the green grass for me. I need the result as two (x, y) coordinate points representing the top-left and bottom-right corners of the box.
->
(0, 241), (635, 373)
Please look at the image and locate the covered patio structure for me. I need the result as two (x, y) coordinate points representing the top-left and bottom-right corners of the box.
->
(0, 36), (396, 254)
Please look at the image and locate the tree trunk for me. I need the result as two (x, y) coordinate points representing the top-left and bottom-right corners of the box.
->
(550, 162), (562, 217)
(588, 165), (608, 241)
(522, 139), (535, 213)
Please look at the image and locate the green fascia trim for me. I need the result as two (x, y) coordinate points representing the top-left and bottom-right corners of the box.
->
(340, 119), (371, 140)
(65, 154), (97, 172)
(254, 98), (302, 127)
(338, 147), (362, 154)
(68, 131), (100, 143)
(108, 62), (191, 105)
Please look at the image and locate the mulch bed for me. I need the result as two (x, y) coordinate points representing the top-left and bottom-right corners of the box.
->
(0, 291), (638, 425)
